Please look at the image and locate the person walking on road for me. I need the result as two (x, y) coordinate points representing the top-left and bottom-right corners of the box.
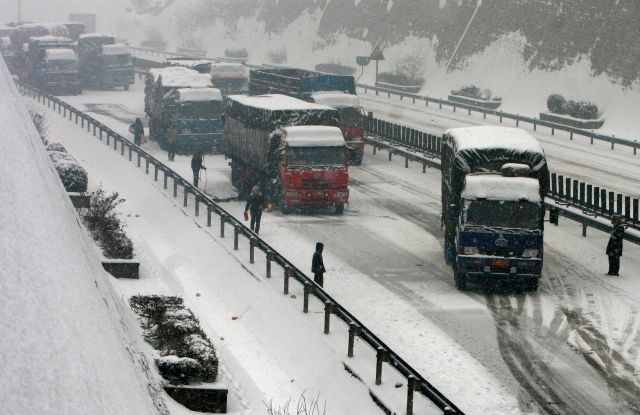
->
(129, 118), (145, 146)
(191, 149), (206, 188)
(166, 121), (178, 161)
(606, 214), (625, 276)
(244, 185), (265, 234)
(312, 242), (326, 287)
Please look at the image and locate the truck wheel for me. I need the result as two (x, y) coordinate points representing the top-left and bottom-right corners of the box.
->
(281, 203), (292, 215)
(526, 278), (539, 292)
(335, 204), (344, 215)
(454, 266), (468, 290)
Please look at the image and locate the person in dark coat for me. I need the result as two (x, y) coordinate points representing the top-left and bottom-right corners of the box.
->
(130, 118), (145, 146)
(244, 185), (265, 234)
(606, 215), (625, 276)
(191, 149), (206, 187)
(312, 242), (326, 287)
(165, 122), (178, 161)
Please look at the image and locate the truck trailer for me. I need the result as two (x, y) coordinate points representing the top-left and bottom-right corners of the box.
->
(249, 67), (364, 164)
(224, 94), (349, 214)
(441, 126), (549, 291)
(9, 23), (70, 80)
(78, 34), (134, 90)
(145, 66), (223, 153)
(26, 36), (81, 94)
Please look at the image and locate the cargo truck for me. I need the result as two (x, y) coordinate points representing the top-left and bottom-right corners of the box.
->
(78, 34), (134, 90)
(224, 94), (349, 214)
(250, 67), (363, 164)
(9, 23), (70, 80)
(441, 126), (549, 291)
(26, 36), (81, 94)
(145, 66), (223, 153)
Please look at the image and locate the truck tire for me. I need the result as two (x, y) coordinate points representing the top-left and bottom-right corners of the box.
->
(454, 266), (468, 290)
(335, 203), (344, 215)
(525, 278), (539, 292)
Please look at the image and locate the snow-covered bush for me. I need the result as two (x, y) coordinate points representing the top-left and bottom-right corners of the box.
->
(267, 47), (287, 64)
(80, 187), (133, 259)
(29, 108), (48, 144)
(129, 295), (219, 384)
(49, 151), (88, 193)
(451, 85), (501, 101)
(156, 356), (203, 385)
(46, 142), (67, 152)
(378, 71), (424, 86)
(546, 94), (599, 119)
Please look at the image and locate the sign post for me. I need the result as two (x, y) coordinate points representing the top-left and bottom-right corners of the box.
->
(369, 45), (385, 84)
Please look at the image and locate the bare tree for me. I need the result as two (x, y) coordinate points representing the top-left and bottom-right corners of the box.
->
(394, 54), (426, 84)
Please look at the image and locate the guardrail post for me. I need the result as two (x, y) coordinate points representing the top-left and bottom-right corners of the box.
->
(406, 375), (419, 415)
(250, 238), (256, 263)
(266, 251), (273, 278)
(183, 186), (189, 207)
(195, 195), (200, 216)
(128, 145), (133, 161)
(80, 117), (84, 128)
(75, 113), (78, 124)
(582, 223), (587, 237)
(616, 194), (623, 215)
(93, 124), (96, 136)
(145, 158), (150, 174)
(163, 172), (168, 189)
(388, 150), (393, 161)
(284, 266), (291, 295)
(551, 127), (555, 135)
(220, 217), (225, 237)
(453, 105), (456, 113)
(499, 112), (503, 123)
(63, 107), (66, 117)
(207, 205), (212, 227)
(154, 166), (159, 181)
(372, 145), (377, 155)
(611, 140), (614, 150)
(348, 322), (361, 357)
(324, 301), (334, 334)
(99, 128), (103, 140)
(303, 282), (313, 313)
(404, 156), (409, 168)
(609, 192), (614, 214)
(422, 162), (427, 173)
(113, 136), (118, 150)
(375, 347), (389, 385)
(120, 140), (125, 155)
(570, 132), (574, 140)
(233, 226), (239, 250)
(533, 122), (537, 131)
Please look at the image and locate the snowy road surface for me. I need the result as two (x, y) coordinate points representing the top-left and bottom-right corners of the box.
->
(38, 80), (640, 415)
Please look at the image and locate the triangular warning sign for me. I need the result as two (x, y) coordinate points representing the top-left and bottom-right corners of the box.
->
(370, 45), (385, 61)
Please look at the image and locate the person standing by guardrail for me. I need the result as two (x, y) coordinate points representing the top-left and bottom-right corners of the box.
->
(312, 242), (326, 287)
(244, 185), (265, 234)
(166, 121), (178, 161)
(129, 118), (145, 146)
(606, 215), (625, 276)
(191, 149), (206, 188)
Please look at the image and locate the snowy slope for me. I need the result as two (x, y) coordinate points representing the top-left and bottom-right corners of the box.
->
(0, 60), (161, 414)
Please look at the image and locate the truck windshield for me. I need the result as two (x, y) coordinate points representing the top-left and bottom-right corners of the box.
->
(465, 200), (540, 230)
(46, 60), (77, 71)
(179, 101), (223, 119)
(103, 54), (131, 67)
(337, 107), (363, 127)
(288, 147), (345, 168)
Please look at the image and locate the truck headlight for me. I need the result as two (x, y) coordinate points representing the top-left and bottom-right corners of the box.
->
(462, 246), (479, 255)
(521, 249), (539, 258)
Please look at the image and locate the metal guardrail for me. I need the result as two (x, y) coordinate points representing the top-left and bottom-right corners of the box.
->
(19, 82), (463, 415)
(363, 116), (640, 243)
(358, 83), (640, 154)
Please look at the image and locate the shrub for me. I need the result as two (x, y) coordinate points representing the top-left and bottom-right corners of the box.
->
(80, 187), (134, 259)
(129, 295), (219, 384)
(451, 85), (501, 101)
(546, 94), (599, 119)
(225, 48), (248, 59)
(377, 71), (424, 86)
(156, 356), (203, 385)
(49, 151), (88, 192)
(267, 47), (287, 64)
(546, 94), (566, 113)
(46, 142), (67, 152)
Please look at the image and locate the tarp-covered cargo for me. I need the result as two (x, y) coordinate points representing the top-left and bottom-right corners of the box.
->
(250, 67), (356, 100)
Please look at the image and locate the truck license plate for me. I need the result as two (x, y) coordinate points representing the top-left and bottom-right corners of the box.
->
(311, 191), (324, 200)
(492, 259), (509, 267)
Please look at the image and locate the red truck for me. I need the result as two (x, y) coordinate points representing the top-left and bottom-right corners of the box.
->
(224, 94), (349, 214)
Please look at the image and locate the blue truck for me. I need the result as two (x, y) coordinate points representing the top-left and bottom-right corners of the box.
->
(441, 126), (549, 291)
(77, 34), (134, 90)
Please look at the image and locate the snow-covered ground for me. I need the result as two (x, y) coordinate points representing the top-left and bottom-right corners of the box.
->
(31, 76), (640, 414)
(0, 59), (161, 415)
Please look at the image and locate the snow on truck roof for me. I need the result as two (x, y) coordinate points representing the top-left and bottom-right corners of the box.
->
(463, 175), (541, 202)
(176, 88), (222, 102)
(445, 126), (544, 155)
(30, 35), (71, 42)
(101, 44), (129, 56)
(310, 92), (361, 108)
(227, 94), (334, 111)
(149, 67), (213, 88)
(45, 48), (77, 61)
(283, 126), (346, 147)
(211, 62), (246, 75)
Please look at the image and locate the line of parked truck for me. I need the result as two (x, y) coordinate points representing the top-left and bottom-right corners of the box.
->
(2, 24), (548, 290)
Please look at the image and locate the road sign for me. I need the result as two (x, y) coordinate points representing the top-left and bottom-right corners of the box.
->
(370, 45), (385, 61)
(356, 56), (370, 66)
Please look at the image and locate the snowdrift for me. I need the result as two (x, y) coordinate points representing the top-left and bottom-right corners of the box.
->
(0, 59), (159, 414)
